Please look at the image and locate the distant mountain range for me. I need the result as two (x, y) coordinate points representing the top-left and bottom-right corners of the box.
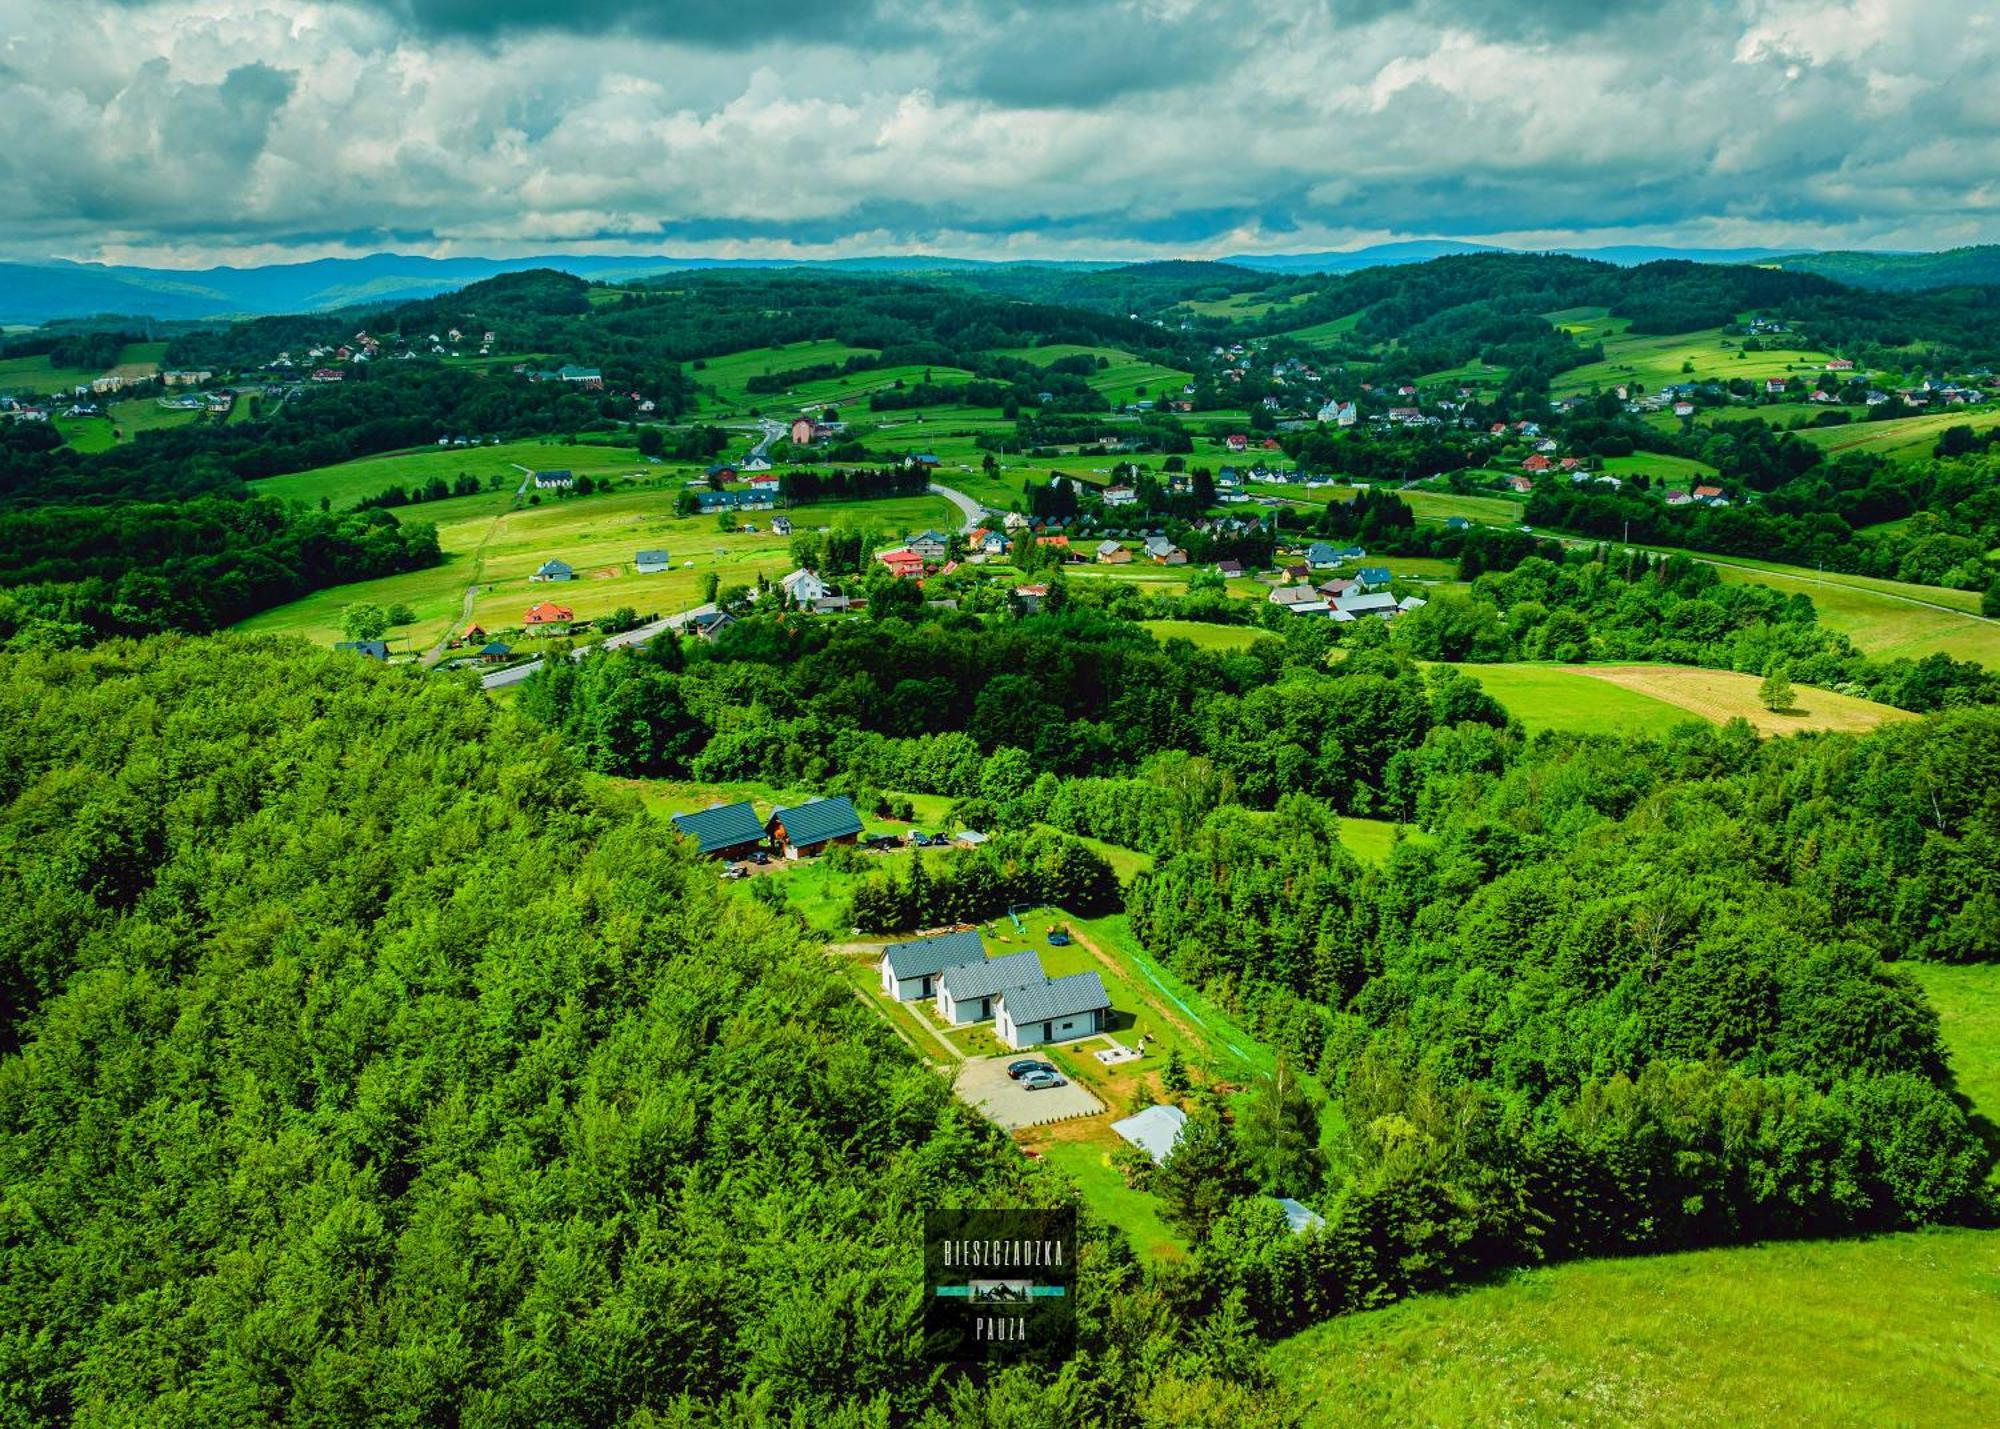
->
(3, 242), (1996, 326)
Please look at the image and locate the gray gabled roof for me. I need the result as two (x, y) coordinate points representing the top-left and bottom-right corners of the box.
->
(768, 794), (863, 847)
(881, 929), (987, 980)
(999, 969), (1109, 1025)
(671, 800), (765, 853)
(940, 950), (1045, 1002)
(635, 548), (671, 565)
(1111, 1104), (1187, 1164)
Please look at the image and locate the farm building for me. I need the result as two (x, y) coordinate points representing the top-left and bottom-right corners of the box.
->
(531, 558), (575, 582)
(634, 549), (672, 574)
(532, 469), (574, 490)
(879, 930), (988, 1002)
(767, 795), (864, 858)
(936, 951), (1046, 1026)
(1110, 1104), (1188, 1164)
(524, 601), (573, 625)
(670, 800), (767, 860)
(995, 970), (1111, 1050)
(1096, 540), (1130, 564)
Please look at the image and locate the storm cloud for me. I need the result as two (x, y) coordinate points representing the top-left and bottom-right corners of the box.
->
(13, 0), (2000, 264)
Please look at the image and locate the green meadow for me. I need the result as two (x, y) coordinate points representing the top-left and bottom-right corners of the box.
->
(688, 339), (879, 413)
(1267, 1228), (2000, 1428)
(251, 438), (664, 510)
(1137, 618), (1276, 652)
(1269, 957), (2000, 1426)
(987, 343), (1193, 407)
(236, 454), (957, 654)
(1547, 310), (1839, 395)
(1456, 663), (1699, 738)
(1272, 311), (1363, 346)
(1598, 450), (1720, 482)
(1795, 405), (2000, 462)
(1402, 488), (1526, 526)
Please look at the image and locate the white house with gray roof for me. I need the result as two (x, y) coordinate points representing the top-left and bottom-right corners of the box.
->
(879, 930), (987, 1001)
(995, 970), (1111, 1050)
(936, 950), (1045, 1025)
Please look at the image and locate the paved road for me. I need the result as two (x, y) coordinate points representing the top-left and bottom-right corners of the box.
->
(928, 481), (988, 535)
(477, 604), (715, 689)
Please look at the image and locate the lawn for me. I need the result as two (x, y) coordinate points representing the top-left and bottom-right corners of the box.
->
(1266, 1228), (2000, 1428)
(56, 394), (211, 452)
(1692, 555), (2000, 667)
(0, 352), (101, 394)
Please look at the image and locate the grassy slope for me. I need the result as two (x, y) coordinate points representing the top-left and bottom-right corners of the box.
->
(1137, 619), (1276, 652)
(236, 458), (954, 652)
(986, 344), (1192, 408)
(252, 438), (653, 509)
(1267, 1230), (2000, 1428)
(1459, 664), (1702, 738)
(1794, 406), (2000, 462)
(1550, 313), (1838, 396)
(1269, 961), (2000, 1428)
(688, 340), (878, 413)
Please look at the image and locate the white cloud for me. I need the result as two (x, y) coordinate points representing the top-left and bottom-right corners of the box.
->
(2, 0), (1998, 266)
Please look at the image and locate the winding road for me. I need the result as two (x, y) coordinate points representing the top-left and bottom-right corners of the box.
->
(928, 481), (988, 535)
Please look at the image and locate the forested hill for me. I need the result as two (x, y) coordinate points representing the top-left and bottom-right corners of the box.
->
(0, 637), (1265, 1422)
(165, 267), (1205, 374)
(1769, 246), (2000, 292)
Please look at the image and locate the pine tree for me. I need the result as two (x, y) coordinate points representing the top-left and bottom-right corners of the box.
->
(1153, 1101), (1253, 1244)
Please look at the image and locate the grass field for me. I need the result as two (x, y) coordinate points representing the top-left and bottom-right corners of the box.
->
(1458, 663), (1700, 738)
(1138, 619), (1275, 652)
(1336, 817), (1428, 865)
(1793, 405), (2000, 462)
(237, 468), (955, 654)
(56, 393), (211, 452)
(987, 344), (1193, 408)
(0, 352), (100, 394)
(1402, 489), (1525, 526)
(1267, 1228), (2000, 1427)
(1548, 312), (1838, 396)
(1599, 451), (1720, 482)
(1692, 555), (2000, 666)
(252, 438), (660, 510)
(1269, 958), (2000, 1426)
(1274, 312), (1363, 346)
(1906, 963), (2000, 1130)
(1575, 664), (1914, 735)
(1177, 291), (1313, 321)
(689, 340), (879, 413)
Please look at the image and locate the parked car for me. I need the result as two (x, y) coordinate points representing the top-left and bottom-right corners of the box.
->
(720, 865), (748, 881)
(1021, 1072), (1066, 1091)
(1006, 1059), (1056, 1080)
(749, 850), (770, 865)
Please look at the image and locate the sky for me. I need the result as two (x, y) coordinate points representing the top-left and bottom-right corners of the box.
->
(2, 0), (1996, 268)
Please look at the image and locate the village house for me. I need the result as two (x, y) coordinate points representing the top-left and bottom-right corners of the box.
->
(909, 530), (950, 562)
(670, 801), (766, 861)
(1225, 434), (1249, 452)
(1217, 559), (1245, 578)
(766, 795), (864, 859)
(634, 549), (672, 574)
(876, 547), (926, 580)
(1269, 584), (1321, 608)
(533, 469), (574, 490)
(524, 600), (573, 626)
(1096, 539), (1131, 564)
(531, 558), (575, 582)
(1014, 583), (1050, 612)
(1306, 542), (1340, 570)
(879, 930), (987, 1002)
(780, 568), (829, 605)
(771, 515), (793, 535)
(995, 970), (1112, 1050)
(1102, 484), (1138, 507)
(937, 951), (1047, 1026)
(788, 416), (817, 445)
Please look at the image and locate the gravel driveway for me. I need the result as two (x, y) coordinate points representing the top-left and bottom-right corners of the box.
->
(955, 1055), (1102, 1129)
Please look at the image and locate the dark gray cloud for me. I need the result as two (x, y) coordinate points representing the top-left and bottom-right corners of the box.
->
(11, 0), (2000, 265)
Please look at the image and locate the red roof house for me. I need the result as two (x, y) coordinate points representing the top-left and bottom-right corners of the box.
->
(525, 601), (573, 625)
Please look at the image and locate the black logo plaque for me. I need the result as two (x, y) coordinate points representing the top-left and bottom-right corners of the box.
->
(923, 1207), (1077, 1366)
